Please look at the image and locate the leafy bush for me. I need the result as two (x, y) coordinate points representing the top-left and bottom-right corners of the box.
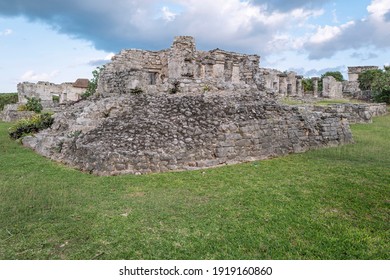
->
(0, 93), (18, 111)
(202, 84), (211, 93)
(359, 67), (390, 104)
(8, 113), (54, 139)
(302, 78), (313, 92)
(372, 69), (390, 104)
(169, 81), (180, 94)
(17, 104), (28, 111)
(130, 87), (144, 95)
(25, 96), (43, 113)
(52, 95), (60, 103)
(358, 69), (383, 91)
(82, 66), (104, 99)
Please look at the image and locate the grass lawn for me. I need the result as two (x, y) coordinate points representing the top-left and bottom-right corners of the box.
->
(314, 99), (365, 106)
(0, 114), (389, 260)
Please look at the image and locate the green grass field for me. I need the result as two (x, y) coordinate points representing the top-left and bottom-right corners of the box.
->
(0, 114), (389, 260)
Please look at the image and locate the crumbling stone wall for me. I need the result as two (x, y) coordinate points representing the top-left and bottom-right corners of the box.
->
(23, 92), (353, 175)
(98, 36), (303, 97)
(0, 104), (35, 122)
(98, 36), (263, 95)
(258, 69), (303, 97)
(342, 81), (373, 101)
(322, 76), (343, 99)
(309, 103), (387, 124)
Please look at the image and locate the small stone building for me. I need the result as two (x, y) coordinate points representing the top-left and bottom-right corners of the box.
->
(17, 78), (89, 107)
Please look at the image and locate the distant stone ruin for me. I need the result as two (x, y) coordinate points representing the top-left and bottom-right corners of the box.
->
(5, 36), (387, 175)
(17, 79), (89, 107)
(347, 66), (379, 82)
(341, 66), (380, 101)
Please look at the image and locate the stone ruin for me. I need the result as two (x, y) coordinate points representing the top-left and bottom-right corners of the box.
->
(342, 66), (380, 101)
(18, 79), (89, 106)
(97, 36), (304, 98)
(3, 36), (386, 175)
(347, 66), (379, 82)
(1, 79), (89, 122)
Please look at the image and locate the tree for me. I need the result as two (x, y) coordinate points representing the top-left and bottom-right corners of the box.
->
(321, 71), (344, 82)
(358, 69), (382, 91)
(82, 66), (105, 99)
(302, 78), (313, 92)
(372, 68), (390, 104)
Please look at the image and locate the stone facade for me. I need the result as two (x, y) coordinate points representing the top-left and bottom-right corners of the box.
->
(17, 79), (88, 107)
(98, 36), (262, 95)
(23, 92), (353, 175)
(97, 36), (303, 97)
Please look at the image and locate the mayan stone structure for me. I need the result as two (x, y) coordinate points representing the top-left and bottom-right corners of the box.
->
(18, 36), (387, 175)
(23, 92), (353, 175)
(97, 36), (303, 97)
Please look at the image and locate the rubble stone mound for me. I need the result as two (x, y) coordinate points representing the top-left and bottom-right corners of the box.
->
(23, 91), (353, 175)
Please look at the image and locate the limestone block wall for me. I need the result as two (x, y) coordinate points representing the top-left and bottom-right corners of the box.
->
(322, 76), (343, 98)
(342, 81), (374, 101)
(1, 103), (35, 122)
(303, 103), (388, 124)
(23, 92), (353, 176)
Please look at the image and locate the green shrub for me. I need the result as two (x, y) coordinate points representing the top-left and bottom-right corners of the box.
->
(130, 87), (144, 95)
(82, 66), (104, 99)
(358, 69), (383, 91)
(203, 84), (211, 92)
(359, 67), (390, 104)
(25, 96), (43, 113)
(8, 113), (54, 139)
(17, 104), (28, 111)
(302, 78), (313, 92)
(371, 68), (390, 104)
(52, 95), (60, 103)
(169, 81), (180, 94)
(0, 93), (18, 111)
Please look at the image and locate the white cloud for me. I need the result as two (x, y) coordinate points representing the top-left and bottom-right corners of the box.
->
(0, 28), (12, 36)
(367, 0), (390, 19)
(20, 70), (59, 82)
(104, 52), (115, 60)
(304, 0), (390, 59)
(310, 21), (355, 44)
(88, 52), (116, 66)
(332, 9), (339, 23)
(161, 6), (177, 22)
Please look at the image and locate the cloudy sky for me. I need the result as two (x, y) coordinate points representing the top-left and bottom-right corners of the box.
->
(0, 0), (389, 92)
